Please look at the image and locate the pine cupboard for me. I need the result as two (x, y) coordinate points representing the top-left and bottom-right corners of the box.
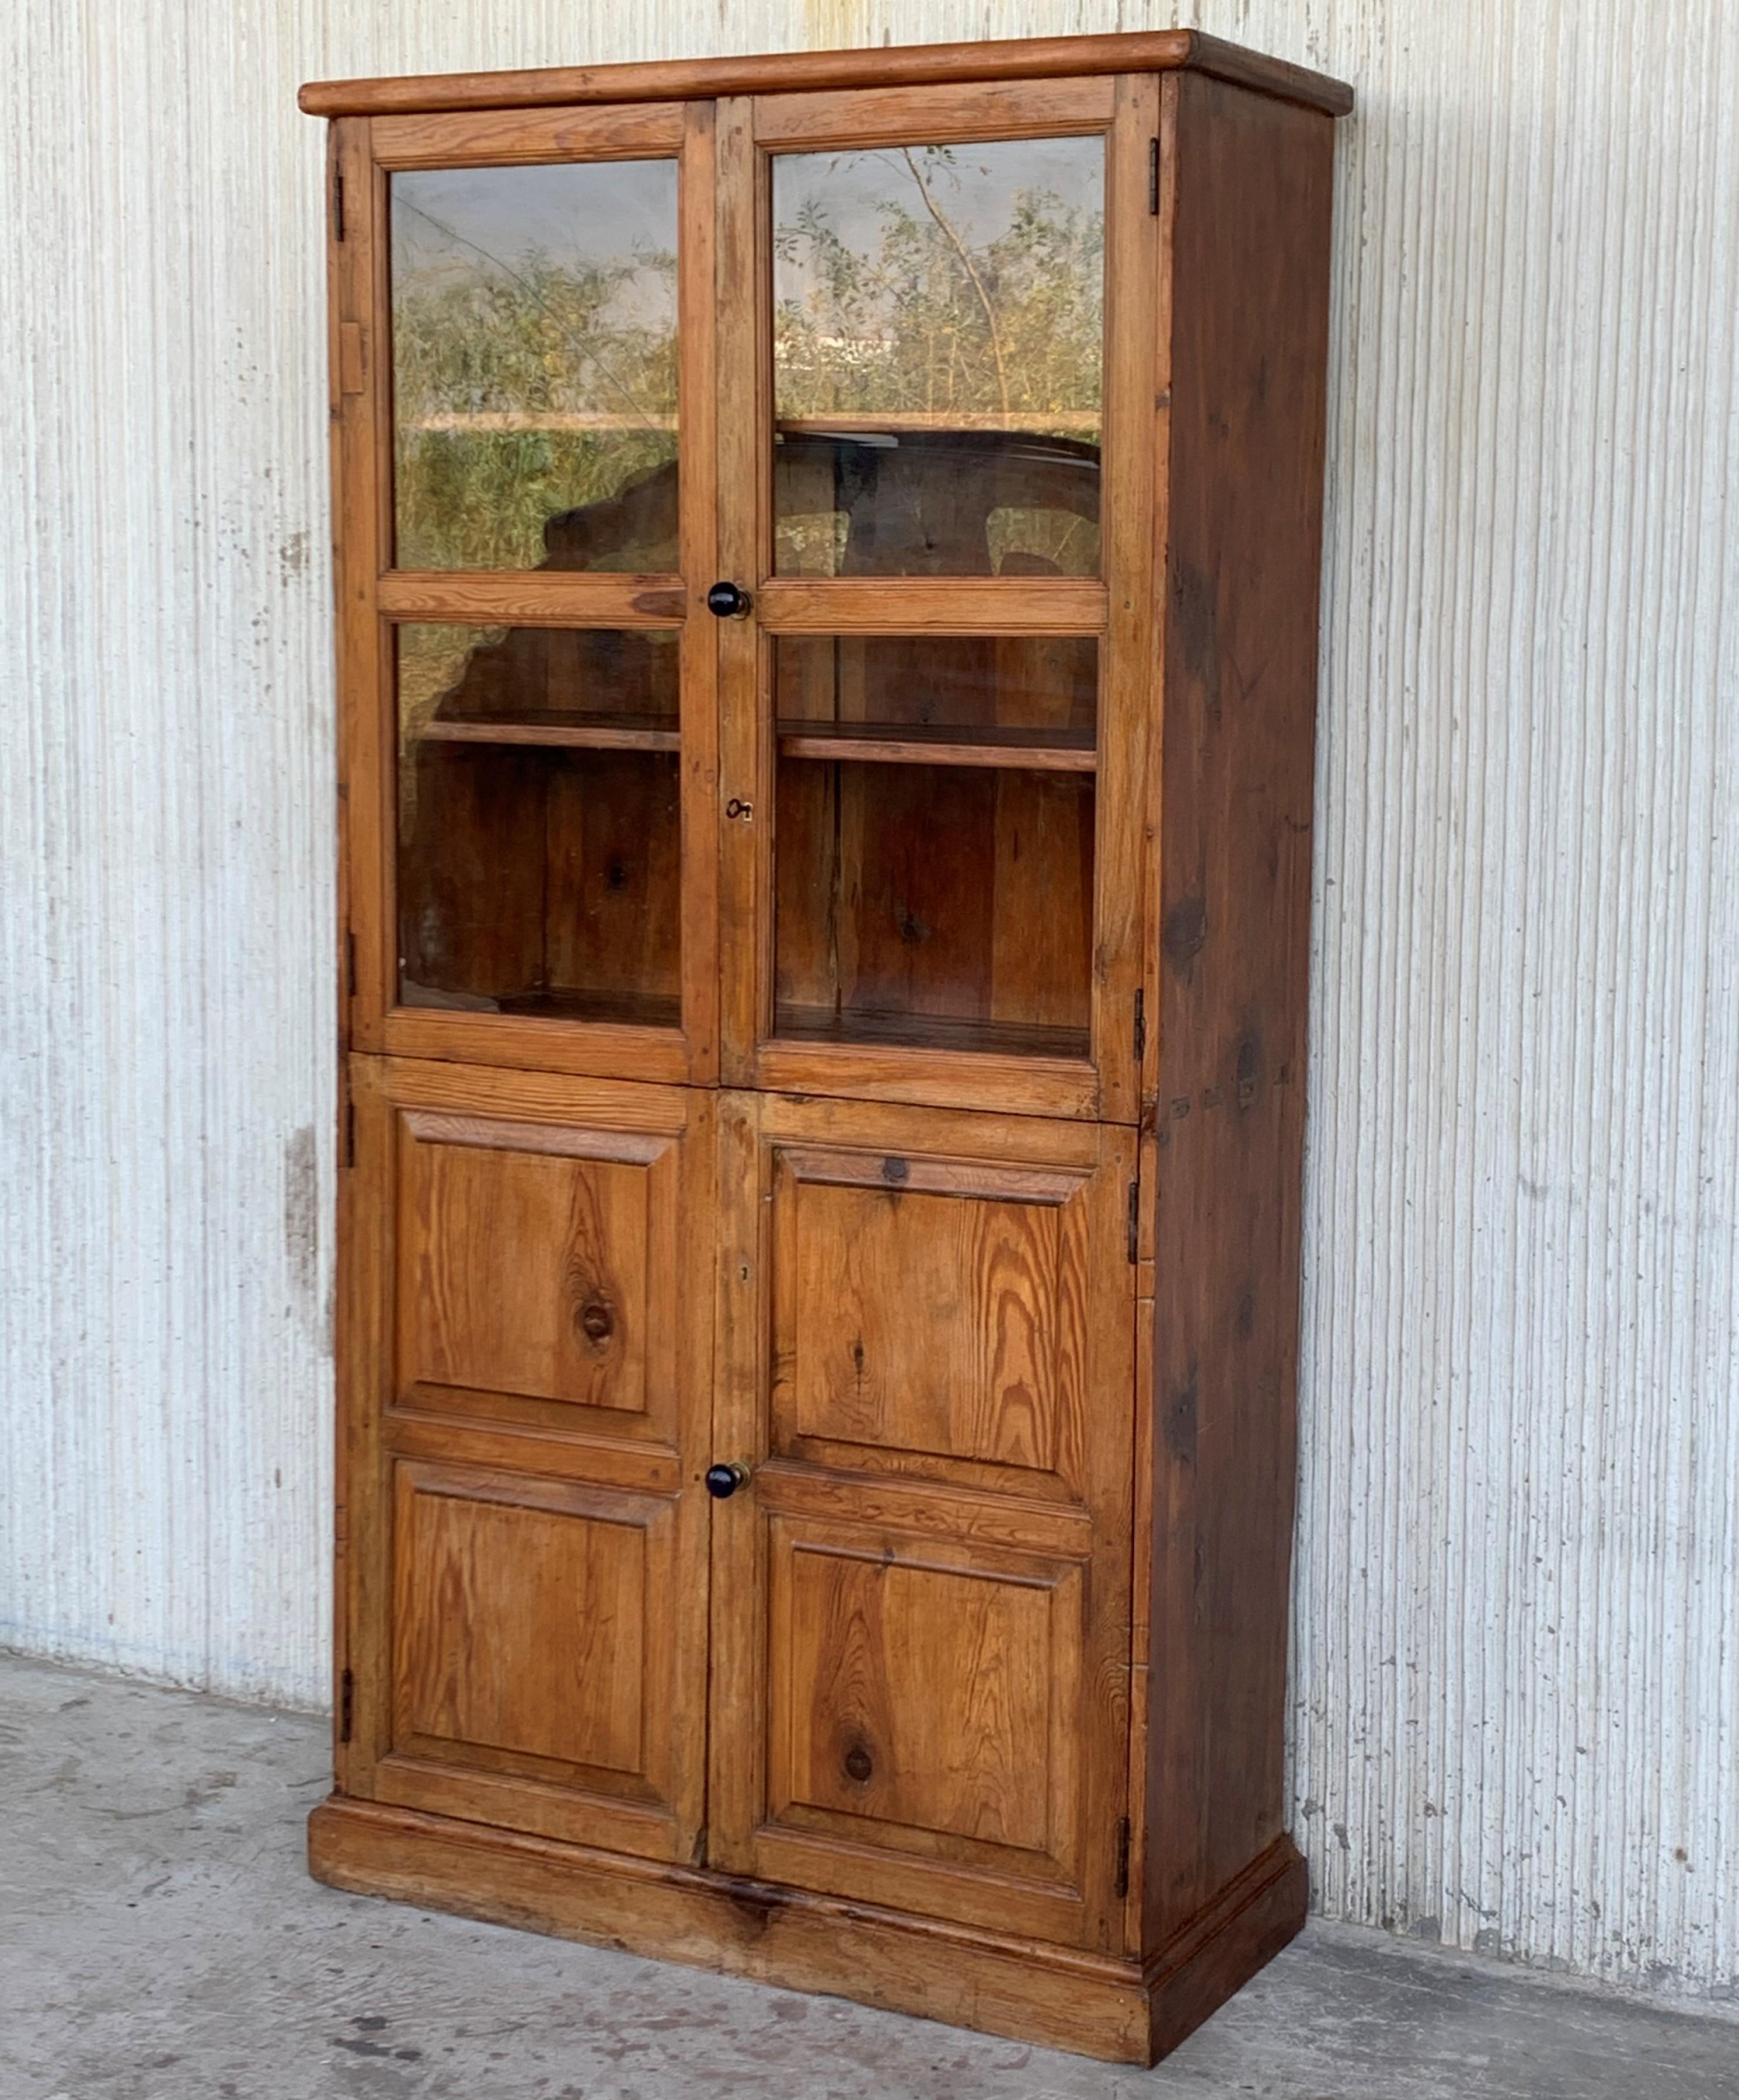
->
(301, 29), (1351, 2065)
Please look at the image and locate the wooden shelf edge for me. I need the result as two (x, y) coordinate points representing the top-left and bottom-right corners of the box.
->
(418, 720), (681, 752)
(301, 32), (1352, 120)
(777, 727), (1095, 773)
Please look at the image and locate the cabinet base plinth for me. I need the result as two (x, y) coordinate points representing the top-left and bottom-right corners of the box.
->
(308, 1796), (1306, 2066)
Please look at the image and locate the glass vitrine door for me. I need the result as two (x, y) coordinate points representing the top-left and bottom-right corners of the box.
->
(714, 78), (1156, 1121)
(339, 103), (718, 1083)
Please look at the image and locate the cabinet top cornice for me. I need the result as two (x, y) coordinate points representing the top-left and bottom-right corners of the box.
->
(299, 28), (1353, 122)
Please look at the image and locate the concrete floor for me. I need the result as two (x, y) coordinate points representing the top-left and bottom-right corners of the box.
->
(3, 1655), (1735, 2100)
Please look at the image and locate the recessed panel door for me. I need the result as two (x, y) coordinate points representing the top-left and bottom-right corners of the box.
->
(338, 1055), (713, 1864)
(712, 76), (1160, 1122)
(708, 1091), (1136, 1949)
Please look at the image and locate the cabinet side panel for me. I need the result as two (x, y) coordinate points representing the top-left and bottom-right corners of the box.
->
(1143, 74), (1335, 1949)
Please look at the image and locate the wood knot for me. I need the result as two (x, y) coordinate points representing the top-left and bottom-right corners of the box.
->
(881, 1156), (909, 1187)
(843, 1742), (873, 1784)
(578, 1299), (614, 1344)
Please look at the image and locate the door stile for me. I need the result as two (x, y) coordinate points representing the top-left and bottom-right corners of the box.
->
(706, 1088), (770, 1868)
(715, 99), (771, 1085)
(332, 118), (389, 1060)
(1093, 76), (1162, 1126)
(677, 99), (723, 1083)
(335, 1055), (395, 1798)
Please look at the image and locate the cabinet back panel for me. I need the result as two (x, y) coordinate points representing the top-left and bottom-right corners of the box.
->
(773, 757), (1093, 1045)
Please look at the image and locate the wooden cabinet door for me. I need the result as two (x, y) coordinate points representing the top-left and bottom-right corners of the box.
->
(708, 1091), (1135, 1950)
(332, 102), (722, 1090)
(713, 76), (1159, 1125)
(337, 1055), (712, 1865)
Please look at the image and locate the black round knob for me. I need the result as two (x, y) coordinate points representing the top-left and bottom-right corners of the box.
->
(706, 580), (752, 619)
(704, 1463), (748, 1499)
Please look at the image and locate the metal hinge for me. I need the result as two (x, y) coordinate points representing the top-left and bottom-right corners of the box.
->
(1133, 988), (1146, 1068)
(1148, 139), (1160, 215)
(1114, 1815), (1132, 1899)
(1127, 1178), (1140, 1265)
(333, 169), (346, 242)
(339, 1667), (354, 1745)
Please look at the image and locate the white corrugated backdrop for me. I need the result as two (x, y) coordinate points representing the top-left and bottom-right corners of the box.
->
(2, 0), (1734, 2003)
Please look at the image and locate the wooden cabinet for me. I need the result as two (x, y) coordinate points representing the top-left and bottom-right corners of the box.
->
(302, 27), (1351, 2064)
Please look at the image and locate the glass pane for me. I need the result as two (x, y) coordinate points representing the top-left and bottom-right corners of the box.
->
(398, 624), (681, 1025)
(392, 162), (679, 572)
(772, 137), (1104, 577)
(773, 639), (1098, 1059)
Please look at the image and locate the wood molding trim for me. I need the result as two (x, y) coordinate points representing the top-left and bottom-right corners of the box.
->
(300, 30), (1354, 121)
(309, 1795), (1305, 2064)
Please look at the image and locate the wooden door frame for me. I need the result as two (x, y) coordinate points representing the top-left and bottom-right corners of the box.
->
(330, 105), (721, 1089)
(712, 76), (1159, 1124)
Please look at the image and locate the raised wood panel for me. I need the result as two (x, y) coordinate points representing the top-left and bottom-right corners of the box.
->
(773, 1147), (1089, 1494)
(376, 1459), (693, 1856)
(738, 1494), (1091, 1942)
(393, 1463), (653, 1779)
(768, 1519), (1076, 1864)
(395, 1108), (675, 1426)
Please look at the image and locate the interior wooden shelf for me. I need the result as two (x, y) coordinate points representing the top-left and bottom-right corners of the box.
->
(775, 719), (1096, 772)
(415, 713), (680, 753)
(400, 985), (682, 1029)
(772, 1002), (1090, 1062)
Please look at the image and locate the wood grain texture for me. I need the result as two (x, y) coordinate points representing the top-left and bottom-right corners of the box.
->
(300, 30), (1354, 120)
(393, 1110), (671, 1419)
(757, 577), (1103, 634)
(776, 1161), (1079, 1484)
(1092, 71), (1162, 1126)
(375, 574), (686, 624)
(370, 101), (685, 167)
(712, 96), (764, 1087)
(750, 76), (1114, 149)
(391, 1461), (656, 1777)
(751, 1036), (1099, 1122)
(1139, 72), (1334, 1948)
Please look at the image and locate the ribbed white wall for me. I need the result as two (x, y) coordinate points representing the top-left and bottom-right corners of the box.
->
(3, 0), (1734, 2001)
